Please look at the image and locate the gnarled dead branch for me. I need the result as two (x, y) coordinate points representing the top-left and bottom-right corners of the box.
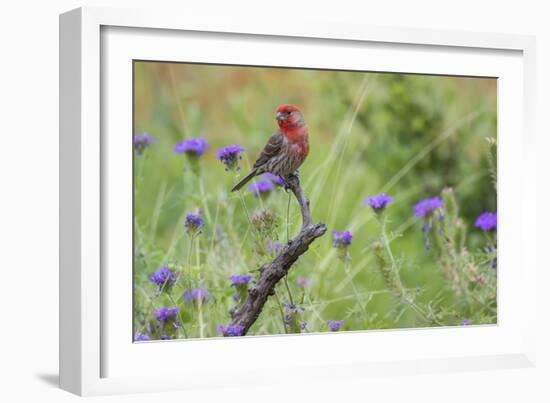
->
(229, 175), (326, 335)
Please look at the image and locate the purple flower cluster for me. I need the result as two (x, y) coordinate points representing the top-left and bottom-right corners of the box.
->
(155, 307), (179, 322)
(185, 210), (204, 236)
(364, 193), (394, 210)
(133, 133), (155, 155)
(248, 180), (275, 196)
(149, 266), (177, 288)
(413, 197), (444, 217)
(332, 230), (353, 248)
(283, 304), (306, 331)
(134, 332), (151, 341)
(475, 212), (497, 232)
(217, 325), (245, 337)
(263, 172), (285, 187)
(216, 144), (244, 171)
(174, 137), (209, 156)
(184, 288), (209, 303)
(327, 320), (344, 332)
(461, 319), (471, 326)
(229, 275), (253, 286)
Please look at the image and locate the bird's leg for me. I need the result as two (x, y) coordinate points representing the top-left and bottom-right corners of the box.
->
(283, 170), (300, 192)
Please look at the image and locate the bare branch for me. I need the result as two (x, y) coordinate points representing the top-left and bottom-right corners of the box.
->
(229, 175), (326, 334)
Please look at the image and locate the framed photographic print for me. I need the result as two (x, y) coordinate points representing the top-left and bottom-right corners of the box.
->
(60, 7), (537, 396)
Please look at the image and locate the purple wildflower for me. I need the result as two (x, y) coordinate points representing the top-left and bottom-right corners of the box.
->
(155, 307), (179, 322)
(149, 266), (177, 288)
(332, 230), (353, 248)
(134, 133), (155, 155)
(229, 275), (253, 286)
(174, 137), (209, 156)
(461, 319), (471, 326)
(216, 144), (244, 171)
(230, 275), (253, 304)
(413, 197), (444, 217)
(218, 325), (245, 337)
(263, 172), (285, 187)
(248, 180), (275, 196)
(327, 320), (344, 332)
(267, 240), (282, 255)
(475, 212), (497, 232)
(296, 277), (310, 289)
(185, 210), (204, 236)
(364, 193), (394, 210)
(183, 288), (209, 304)
(134, 332), (151, 341)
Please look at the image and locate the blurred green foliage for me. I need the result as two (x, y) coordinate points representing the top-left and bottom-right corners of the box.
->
(133, 62), (497, 340)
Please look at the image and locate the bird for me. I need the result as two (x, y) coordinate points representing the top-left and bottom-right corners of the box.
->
(231, 104), (309, 192)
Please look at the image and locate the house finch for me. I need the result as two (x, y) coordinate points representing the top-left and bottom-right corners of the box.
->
(231, 104), (309, 192)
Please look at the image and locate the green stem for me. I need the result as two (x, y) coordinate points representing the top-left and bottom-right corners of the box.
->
(305, 294), (326, 329)
(376, 212), (441, 325)
(133, 156), (146, 266)
(344, 259), (366, 320)
(380, 214), (396, 268)
(198, 176), (212, 224)
(183, 237), (195, 299)
(283, 277), (294, 306)
(237, 187), (253, 229)
(167, 293), (188, 339)
(208, 197), (222, 254)
(233, 171), (254, 228)
(195, 238), (204, 338)
(135, 154), (145, 196)
(274, 289), (288, 334)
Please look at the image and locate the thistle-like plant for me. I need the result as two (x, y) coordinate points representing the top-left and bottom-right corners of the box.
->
(416, 188), (497, 320)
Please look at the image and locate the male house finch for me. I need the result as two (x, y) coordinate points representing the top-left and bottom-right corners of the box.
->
(231, 104), (309, 192)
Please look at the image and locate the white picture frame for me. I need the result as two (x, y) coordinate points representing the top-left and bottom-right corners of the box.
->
(59, 6), (537, 396)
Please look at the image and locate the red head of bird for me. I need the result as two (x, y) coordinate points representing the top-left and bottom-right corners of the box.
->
(275, 104), (306, 130)
(275, 104), (307, 145)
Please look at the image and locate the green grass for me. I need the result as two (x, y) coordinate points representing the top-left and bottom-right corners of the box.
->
(132, 62), (497, 340)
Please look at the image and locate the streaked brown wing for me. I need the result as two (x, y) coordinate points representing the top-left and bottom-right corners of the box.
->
(253, 131), (284, 169)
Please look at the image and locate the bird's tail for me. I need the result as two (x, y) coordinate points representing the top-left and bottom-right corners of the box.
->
(231, 170), (258, 192)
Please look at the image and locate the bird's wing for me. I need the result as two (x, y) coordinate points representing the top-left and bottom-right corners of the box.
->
(253, 131), (284, 169)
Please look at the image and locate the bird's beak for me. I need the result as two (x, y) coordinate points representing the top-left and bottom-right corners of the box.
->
(276, 112), (285, 123)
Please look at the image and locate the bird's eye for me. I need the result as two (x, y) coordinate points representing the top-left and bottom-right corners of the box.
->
(286, 111), (292, 115)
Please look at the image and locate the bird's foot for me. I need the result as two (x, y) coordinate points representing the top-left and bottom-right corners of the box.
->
(284, 170), (300, 191)
(284, 181), (291, 192)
